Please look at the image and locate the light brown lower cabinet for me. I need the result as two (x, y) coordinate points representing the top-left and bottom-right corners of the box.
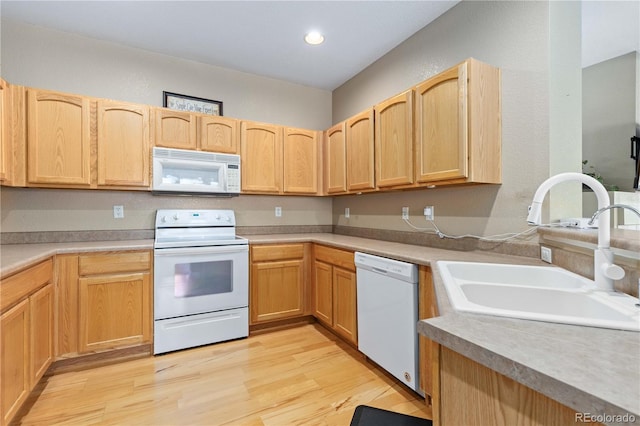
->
(1, 299), (30, 426)
(0, 260), (54, 426)
(56, 251), (153, 356)
(436, 346), (600, 426)
(420, 266), (600, 426)
(29, 283), (54, 385)
(313, 245), (357, 345)
(250, 243), (310, 324)
(418, 266), (438, 419)
(77, 252), (152, 353)
(78, 272), (151, 353)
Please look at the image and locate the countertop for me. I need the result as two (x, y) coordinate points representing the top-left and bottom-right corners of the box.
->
(1, 233), (638, 424)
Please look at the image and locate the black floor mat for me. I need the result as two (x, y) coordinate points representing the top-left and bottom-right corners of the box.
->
(350, 405), (433, 426)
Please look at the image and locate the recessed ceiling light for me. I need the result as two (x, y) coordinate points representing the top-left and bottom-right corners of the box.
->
(304, 31), (325, 45)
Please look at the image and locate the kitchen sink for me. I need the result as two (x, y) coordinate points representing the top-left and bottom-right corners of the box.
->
(437, 261), (640, 332)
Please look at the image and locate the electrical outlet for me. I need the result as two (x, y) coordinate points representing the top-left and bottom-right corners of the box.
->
(424, 205), (434, 221)
(113, 205), (124, 219)
(275, 207), (282, 217)
(402, 207), (409, 220)
(345, 207), (350, 218)
(540, 246), (552, 263)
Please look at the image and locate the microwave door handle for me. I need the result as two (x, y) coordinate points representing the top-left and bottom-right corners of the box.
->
(154, 245), (248, 257)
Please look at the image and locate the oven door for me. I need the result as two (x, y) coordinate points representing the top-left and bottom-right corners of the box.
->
(154, 244), (248, 320)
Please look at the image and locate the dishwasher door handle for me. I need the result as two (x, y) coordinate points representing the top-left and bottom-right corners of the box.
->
(371, 267), (388, 274)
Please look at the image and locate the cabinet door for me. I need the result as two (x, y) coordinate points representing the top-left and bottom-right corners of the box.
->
(419, 266), (438, 416)
(78, 272), (151, 353)
(346, 109), (375, 191)
(332, 267), (357, 345)
(154, 108), (197, 150)
(415, 63), (468, 183)
(313, 260), (333, 325)
(30, 283), (53, 386)
(240, 121), (282, 193)
(27, 89), (91, 186)
(250, 259), (304, 324)
(325, 122), (347, 194)
(375, 90), (414, 188)
(56, 254), (80, 356)
(0, 79), (7, 183)
(1, 299), (30, 426)
(199, 115), (239, 153)
(283, 127), (319, 194)
(97, 100), (150, 188)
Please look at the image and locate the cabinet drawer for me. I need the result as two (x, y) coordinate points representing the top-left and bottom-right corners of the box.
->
(314, 245), (355, 272)
(1, 259), (53, 312)
(251, 244), (304, 262)
(79, 251), (151, 275)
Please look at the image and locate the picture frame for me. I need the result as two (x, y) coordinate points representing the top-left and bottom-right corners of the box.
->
(163, 91), (223, 116)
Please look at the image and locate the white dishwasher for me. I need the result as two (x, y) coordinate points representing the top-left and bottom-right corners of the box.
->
(355, 252), (422, 395)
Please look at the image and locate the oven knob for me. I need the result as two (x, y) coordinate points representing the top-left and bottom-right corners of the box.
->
(215, 215), (221, 220)
(224, 216), (231, 222)
(173, 213), (180, 221)
(161, 216), (168, 223)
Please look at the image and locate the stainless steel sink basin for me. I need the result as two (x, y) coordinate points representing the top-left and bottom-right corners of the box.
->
(437, 261), (640, 332)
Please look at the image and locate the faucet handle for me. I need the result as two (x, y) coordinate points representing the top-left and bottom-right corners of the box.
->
(602, 263), (625, 281)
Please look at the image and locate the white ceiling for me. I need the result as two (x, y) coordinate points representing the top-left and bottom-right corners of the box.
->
(2, 1), (637, 90)
(581, 1), (639, 68)
(0, 0), (459, 91)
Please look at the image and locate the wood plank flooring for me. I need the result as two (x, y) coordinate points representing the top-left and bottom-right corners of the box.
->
(15, 324), (429, 425)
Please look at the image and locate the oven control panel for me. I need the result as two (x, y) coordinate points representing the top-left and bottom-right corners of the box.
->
(156, 209), (236, 228)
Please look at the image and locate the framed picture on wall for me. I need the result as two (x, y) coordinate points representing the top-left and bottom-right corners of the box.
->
(163, 91), (223, 116)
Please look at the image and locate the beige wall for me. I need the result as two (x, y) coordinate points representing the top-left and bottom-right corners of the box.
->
(332, 1), (581, 237)
(0, 3), (584, 236)
(0, 187), (331, 232)
(0, 19), (333, 233)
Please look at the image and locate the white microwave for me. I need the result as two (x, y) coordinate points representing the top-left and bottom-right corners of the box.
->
(152, 147), (241, 196)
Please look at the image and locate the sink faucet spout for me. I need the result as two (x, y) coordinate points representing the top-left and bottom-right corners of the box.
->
(588, 203), (640, 226)
(527, 172), (623, 291)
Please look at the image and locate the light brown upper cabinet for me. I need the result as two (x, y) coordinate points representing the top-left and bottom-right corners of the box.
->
(25, 88), (152, 190)
(154, 108), (197, 150)
(199, 115), (239, 154)
(241, 122), (320, 195)
(374, 90), (414, 188)
(27, 89), (91, 187)
(345, 109), (375, 192)
(240, 121), (283, 193)
(97, 100), (150, 189)
(0, 81), (24, 187)
(324, 122), (347, 194)
(0, 79), (7, 183)
(154, 108), (239, 154)
(283, 127), (320, 194)
(415, 58), (501, 186)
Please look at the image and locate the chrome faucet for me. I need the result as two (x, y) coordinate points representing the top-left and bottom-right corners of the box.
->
(588, 204), (640, 226)
(526, 172), (625, 291)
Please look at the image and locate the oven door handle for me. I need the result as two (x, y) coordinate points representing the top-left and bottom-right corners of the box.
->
(154, 245), (248, 257)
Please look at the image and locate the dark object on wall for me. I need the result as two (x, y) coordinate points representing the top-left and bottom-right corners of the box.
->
(163, 91), (223, 116)
(632, 135), (639, 190)
(350, 405), (433, 426)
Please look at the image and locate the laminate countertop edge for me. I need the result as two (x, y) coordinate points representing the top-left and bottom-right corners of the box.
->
(1, 233), (638, 424)
(0, 240), (155, 278)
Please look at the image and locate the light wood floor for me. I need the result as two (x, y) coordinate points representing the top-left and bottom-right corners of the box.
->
(15, 324), (429, 425)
